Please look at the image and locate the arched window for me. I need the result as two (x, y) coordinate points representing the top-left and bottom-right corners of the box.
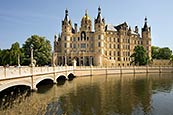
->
(81, 31), (86, 41)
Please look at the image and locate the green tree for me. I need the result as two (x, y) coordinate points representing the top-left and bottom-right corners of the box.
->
(0, 49), (11, 66)
(158, 47), (172, 59)
(131, 45), (148, 66)
(22, 35), (52, 66)
(151, 46), (160, 59)
(10, 42), (21, 65)
(152, 46), (172, 60)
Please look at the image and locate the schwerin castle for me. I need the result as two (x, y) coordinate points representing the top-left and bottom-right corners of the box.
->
(53, 7), (151, 66)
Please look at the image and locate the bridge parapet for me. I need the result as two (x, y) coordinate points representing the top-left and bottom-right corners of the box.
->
(0, 66), (75, 80)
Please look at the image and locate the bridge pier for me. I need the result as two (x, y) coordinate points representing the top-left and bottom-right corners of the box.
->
(31, 86), (37, 91)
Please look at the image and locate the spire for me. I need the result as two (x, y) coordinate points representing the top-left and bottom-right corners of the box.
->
(64, 8), (69, 21)
(98, 6), (101, 14)
(54, 34), (57, 41)
(95, 6), (104, 23)
(142, 16), (150, 31)
(85, 9), (88, 16)
(97, 6), (102, 19)
(143, 17), (148, 29)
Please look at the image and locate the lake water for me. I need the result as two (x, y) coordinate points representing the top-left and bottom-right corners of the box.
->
(1, 73), (173, 115)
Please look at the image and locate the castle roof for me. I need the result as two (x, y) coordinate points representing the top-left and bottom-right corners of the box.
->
(105, 24), (117, 31)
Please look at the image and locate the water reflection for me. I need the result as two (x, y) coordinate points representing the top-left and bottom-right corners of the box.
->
(1, 73), (173, 115)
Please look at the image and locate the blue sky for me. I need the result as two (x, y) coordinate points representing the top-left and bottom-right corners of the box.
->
(0, 0), (173, 50)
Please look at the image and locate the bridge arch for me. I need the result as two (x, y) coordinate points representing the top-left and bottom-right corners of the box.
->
(67, 73), (75, 80)
(0, 81), (31, 92)
(34, 77), (55, 88)
(56, 75), (67, 83)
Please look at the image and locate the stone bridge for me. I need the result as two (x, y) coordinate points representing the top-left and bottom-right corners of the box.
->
(0, 66), (75, 91)
(0, 66), (173, 92)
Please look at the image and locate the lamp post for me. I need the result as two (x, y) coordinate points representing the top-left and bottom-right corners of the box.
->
(30, 44), (35, 67)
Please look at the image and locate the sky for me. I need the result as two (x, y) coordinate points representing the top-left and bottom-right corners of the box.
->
(0, 0), (173, 50)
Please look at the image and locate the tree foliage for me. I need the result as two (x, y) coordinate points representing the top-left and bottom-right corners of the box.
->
(0, 42), (21, 66)
(10, 42), (21, 65)
(130, 45), (148, 66)
(152, 46), (172, 59)
(0, 49), (11, 65)
(151, 46), (160, 59)
(22, 35), (52, 66)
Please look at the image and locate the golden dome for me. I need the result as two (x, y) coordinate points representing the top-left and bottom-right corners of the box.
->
(82, 10), (91, 21)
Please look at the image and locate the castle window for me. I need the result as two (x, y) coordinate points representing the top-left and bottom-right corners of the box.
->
(81, 31), (86, 41)
(78, 37), (80, 41)
(98, 42), (101, 47)
(128, 52), (130, 56)
(114, 51), (116, 56)
(64, 36), (66, 41)
(117, 38), (120, 42)
(118, 44), (120, 49)
(114, 44), (116, 48)
(98, 35), (101, 40)
(118, 51), (120, 56)
(90, 43), (93, 48)
(128, 39), (130, 43)
(114, 38), (116, 42)
(70, 43), (72, 48)
(109, 37), (111, 42)
(118, 57), (120, 61)
(73, 44), (76, 48)
(105, 51), (107, 55)
(64, 43), (66, 48)
(73, 37), (76, 41)
(146, 41), (149, 45)
(87, 37), (89, 40)
(81, 43), (86, 48)
(128, 45), (130, 49)
(109, 44), (111, 48)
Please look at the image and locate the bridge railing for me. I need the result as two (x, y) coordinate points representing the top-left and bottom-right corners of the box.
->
(0, 66), (75, 80)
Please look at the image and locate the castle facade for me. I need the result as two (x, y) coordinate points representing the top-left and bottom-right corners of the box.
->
(53, 7), (151, 66)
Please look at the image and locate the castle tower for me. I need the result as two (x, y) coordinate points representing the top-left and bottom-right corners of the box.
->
(61, 9), (72, 55)
(142, 17), (151, 59)
(94, 6), (105, 66)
